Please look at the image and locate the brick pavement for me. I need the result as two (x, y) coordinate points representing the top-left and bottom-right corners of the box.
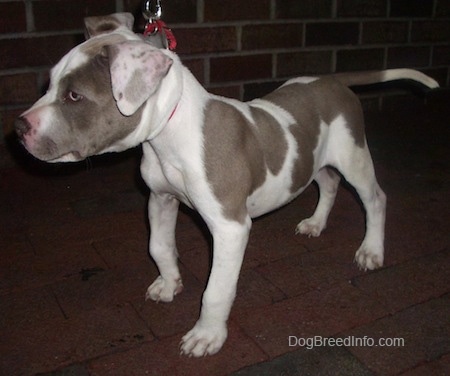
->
(1, 94), (449, 375)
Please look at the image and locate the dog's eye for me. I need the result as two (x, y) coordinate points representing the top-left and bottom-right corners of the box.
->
(66, 91), (83, 102)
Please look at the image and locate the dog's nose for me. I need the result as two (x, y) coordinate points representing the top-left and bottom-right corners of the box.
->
(15, 117), (31, 138)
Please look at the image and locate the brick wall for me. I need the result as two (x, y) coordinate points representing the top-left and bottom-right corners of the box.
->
(1, 0), (449, 147)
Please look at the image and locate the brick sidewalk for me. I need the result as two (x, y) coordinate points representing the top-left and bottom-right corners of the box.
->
(1, 97), (449, 375)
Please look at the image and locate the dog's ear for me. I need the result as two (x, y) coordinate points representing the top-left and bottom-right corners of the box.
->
(84, 13), (134, 39)
(106, 41), (173, 116)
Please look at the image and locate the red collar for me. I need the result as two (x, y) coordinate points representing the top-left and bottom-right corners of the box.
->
(168, 104), (178, 121)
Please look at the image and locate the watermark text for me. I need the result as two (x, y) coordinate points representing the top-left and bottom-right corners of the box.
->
(288, 335), (405, 350)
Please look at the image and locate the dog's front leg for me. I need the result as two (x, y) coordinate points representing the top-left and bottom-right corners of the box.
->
(180, 216), (251, 357)
(145, 192), (183, 302)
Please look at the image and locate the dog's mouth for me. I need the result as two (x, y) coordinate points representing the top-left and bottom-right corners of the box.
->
(46, 151), (83, 163)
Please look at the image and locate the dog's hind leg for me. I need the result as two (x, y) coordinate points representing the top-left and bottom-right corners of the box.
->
(296, 167), (341, 237)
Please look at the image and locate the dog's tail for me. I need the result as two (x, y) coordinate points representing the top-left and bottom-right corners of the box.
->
(332, 69), (439, 90)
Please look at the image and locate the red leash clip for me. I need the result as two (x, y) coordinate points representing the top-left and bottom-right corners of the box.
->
(144, 20), (177, 51)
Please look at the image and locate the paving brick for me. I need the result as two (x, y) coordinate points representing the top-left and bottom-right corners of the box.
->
(132, 266), (204, 338)
(234, 268), (287, 311)
(0, 287), (62, 329)
(236, 282), (388, 357)
(241, 23), (304, 50)
(0, 304), (153, 375)
(232, 345), (372, 376)
(340, 295), (450, 375)
(27, 211), (145, 251)
(337, 0), (388, 17)
(275, 0), (333, 19)
(0, 242), (107, 295)
(277, 51), (333, 77)
(400, 353), (450, 376)
(352, 249), (449, 314)
(50, 258), (157, 317)
(305, 22), (359, 46)
(88, 322), (267, 376)
(0, 2), (26, 33)
(257, 246), (366, 298)
(204, 0), (270, 21)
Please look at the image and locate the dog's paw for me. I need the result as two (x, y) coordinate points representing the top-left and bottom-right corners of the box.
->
(180, 322), (227, 357)
(354, 245), (384, 271)
(295, 218), (325, 237)
(145, 275), (183, 303)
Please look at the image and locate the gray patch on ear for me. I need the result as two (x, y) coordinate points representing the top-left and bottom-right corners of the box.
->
(124, 71), (147, 107)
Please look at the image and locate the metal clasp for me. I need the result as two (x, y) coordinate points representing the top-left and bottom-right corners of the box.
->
(143, 0), (162, 32)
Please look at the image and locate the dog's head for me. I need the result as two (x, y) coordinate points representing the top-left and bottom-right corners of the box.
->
(15, 13), (175, 162)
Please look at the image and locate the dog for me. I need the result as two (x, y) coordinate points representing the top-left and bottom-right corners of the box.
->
(15, 13), (439, 357)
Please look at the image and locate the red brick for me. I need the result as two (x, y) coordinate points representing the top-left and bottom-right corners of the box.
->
(181, 58), (205, 84)
(434, 45), (450, 66)
(337, 0), (388, 17)
(336, 48), (385, 72)
(132, 267), (204, 338)
(1, 107), (28, 136)
(0, 287), (62, 328)
(0, 73), (40, 106)
(0, 34), (83, 70)
(411, 21), (450, 43)
(210, 54), (272, 83)
(0, 2), (26, 33)
(0, 242), (107, 295)
(1, 304), (152, 375)
(51, 265), (157, 317)
(242, 23), (303, 50)
(305, 22), (359, 46)
(341, 296), (449, 375)
(352, 250), (449, 314)
(256, 247), (365, 298)
(33, 0), (115, 31)
(275, 0), (333, 19)
(387, 46), (431, 69)
(362, 21), (408, 44)
(401, 354), (450, 376)
(205, 0), (270, 21)
(244, 81), (284, 101)
(277, 51), (333, 77)
(389, 0), (434, 17)
(436, 0), (450, 17)
(236, 282), (388, 357)
(175, 27), (237, 54)
(209, 85), (241, 99)
(88, 322), (267, 376)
